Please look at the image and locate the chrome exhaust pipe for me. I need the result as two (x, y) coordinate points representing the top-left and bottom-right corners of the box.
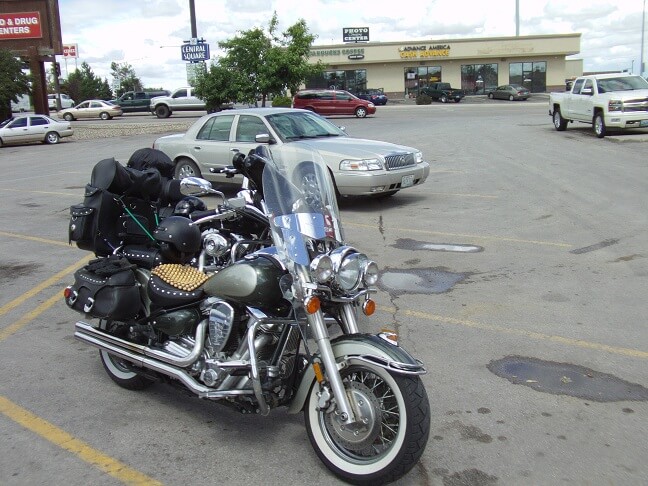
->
(75, 320), (206, 368)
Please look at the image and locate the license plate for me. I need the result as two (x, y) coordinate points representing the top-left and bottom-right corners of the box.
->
(640, 120), (648, 127)
(401, 175), (415, 188)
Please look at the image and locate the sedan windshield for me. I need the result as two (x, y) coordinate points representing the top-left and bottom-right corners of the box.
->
(265, 112), (346, 142)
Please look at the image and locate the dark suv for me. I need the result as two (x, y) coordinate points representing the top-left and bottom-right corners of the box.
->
(292, 90), (376, 118)
(356, 89), (388, 105)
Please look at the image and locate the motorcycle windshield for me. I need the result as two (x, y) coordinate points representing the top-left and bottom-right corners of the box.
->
(262, 144), (343, 266)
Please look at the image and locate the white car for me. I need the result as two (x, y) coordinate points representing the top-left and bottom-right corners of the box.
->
(0, 114), (73, 147)
(153, 108), (430, 198)
(48, 93), (75, 111)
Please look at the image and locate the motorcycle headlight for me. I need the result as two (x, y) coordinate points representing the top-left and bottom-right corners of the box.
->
(363, 260), (379, 286)
(310, 254), (333, 283)
(337, 253), (362, 291)
(339, 158), (383, 171)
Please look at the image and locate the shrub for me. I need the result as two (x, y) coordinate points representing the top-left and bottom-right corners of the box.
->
(416, 94), (432, 105)
(271, 95), (292, 107)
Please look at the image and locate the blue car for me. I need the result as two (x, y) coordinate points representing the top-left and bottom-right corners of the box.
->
(356, 89), (388, 105)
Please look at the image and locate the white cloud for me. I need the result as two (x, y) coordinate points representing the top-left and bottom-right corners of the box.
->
(57, 0), (648, 90)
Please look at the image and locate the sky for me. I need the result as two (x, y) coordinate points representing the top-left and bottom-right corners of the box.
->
(57, 0), (648, 90)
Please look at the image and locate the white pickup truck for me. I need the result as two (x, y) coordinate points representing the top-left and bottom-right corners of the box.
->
(149, 87), (206, 118)
(549, 73), (648, 138)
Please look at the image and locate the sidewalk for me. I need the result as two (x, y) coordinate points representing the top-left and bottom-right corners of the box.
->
(388, 93), (550, 105)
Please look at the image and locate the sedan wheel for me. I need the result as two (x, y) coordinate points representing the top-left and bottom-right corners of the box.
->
(99, 112), (111, 120)
(45, 131), (60, 144)
(488, 92), (494, 99)
(63, 113), (74, 121)
(509, 95), (514, 101)
(174, 158), (202, 179)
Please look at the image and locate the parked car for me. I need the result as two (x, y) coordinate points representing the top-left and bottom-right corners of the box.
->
(419, 82), (465, 103)
(356, 89), (388, 105)
(113, 90), (169, 113)
(292, 90), (376, 118)
(153, 108), (429, 198)
(0, 114), (73, 147)
(48, 93), (75, 111)
(488, 84), (530, 101)
(58, 100), (123, 121)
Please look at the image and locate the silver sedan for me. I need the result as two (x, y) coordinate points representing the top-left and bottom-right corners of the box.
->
(153, 108), (430, 198)
(0, 114), (73, 146)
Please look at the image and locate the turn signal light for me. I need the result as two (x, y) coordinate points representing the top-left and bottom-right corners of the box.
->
(305, 296), (321, 314)
(63, 287), (72, 299)
(362, 299), (376, 316)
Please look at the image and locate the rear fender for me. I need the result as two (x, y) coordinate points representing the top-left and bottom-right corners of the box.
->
(287, 333), (425, 414)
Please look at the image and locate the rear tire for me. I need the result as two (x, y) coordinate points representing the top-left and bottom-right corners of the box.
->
(155, 105), (171, 118)
(440, 95), (448, 103)
(99, 112), (111, 120)
(509, 95), (514, 101)
(44, 132), (60, 144)
(553, 109), (568, 131)
(594, 113), (606, 138)
(99, 321), (154, 391)
(488, 92), (494, 99)
(174, 158), (202, 179)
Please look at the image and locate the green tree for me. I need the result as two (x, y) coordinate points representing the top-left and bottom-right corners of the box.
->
(217, 13), (323, 106)
(0, 49), (31, 121)
(62, 62), (112, 102)
(110, 62), (142, 96)
(193, 62), (241, 112)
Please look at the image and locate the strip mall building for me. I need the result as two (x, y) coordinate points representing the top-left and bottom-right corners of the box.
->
(306, 33), (582, 98)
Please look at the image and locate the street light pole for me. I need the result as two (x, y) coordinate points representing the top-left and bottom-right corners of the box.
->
(641, 0), (646, 76)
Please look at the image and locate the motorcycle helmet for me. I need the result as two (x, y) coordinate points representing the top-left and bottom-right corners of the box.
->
(174, 196), (207, 216)
(154, 216), (202, 263)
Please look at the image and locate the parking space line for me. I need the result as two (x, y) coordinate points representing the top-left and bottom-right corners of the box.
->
(0, 188), (79, 197)
(0, 395), (163, 486)
(427, 192), (499, 199)
(0, 231), (72, 247)
(378, 305), (648, 360)
(0, 255), (90, 321)
(345, 221), (572, 248)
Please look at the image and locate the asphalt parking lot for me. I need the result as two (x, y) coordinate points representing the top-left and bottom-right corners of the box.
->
(1, 102), (647, 486)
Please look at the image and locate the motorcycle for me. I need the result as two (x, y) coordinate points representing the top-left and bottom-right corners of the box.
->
(66, 144), (430, 484)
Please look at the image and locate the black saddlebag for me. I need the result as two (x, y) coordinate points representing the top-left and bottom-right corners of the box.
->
(66, 256), (142, 320)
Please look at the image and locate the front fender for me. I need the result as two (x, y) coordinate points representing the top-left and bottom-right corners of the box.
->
(287, 333), (425, 414)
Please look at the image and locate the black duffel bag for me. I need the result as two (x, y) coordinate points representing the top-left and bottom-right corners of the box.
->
(65, 256), (142, 320)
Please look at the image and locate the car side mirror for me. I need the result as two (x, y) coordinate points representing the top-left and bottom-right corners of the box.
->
(581, 88), (593, 95)
(255, 133), (272, 144)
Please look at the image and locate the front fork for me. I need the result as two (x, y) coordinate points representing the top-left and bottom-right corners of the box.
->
(307, 303), (359, 425)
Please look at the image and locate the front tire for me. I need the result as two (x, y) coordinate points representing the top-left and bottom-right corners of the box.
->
(594, 113), (606, 138)
(355, 107), (367, 118)
(488, 92), (494, 99)
(440, 95), (448, 103)
(509, 95), (514, 101)
(63, 113), (74, 121)
(304, 364), (430, 484)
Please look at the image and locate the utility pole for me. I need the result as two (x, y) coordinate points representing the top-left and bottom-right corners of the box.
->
(641, 0), (646, 76)
(189, 0), (197, 39)
(516, 0), (520, 36)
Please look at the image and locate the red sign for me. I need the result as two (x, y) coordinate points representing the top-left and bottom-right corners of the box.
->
(0, 11), (42, 40)
(63, 44), (78, 58)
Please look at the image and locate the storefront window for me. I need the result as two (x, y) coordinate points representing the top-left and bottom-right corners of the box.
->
(403, 66), (441, 98)
(305, 70), (367, 93)
(461, 64), (498, 94)
(509, 62), (546, 92)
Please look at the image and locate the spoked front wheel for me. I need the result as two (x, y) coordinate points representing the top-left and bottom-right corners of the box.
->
(304, 364), (430, 484)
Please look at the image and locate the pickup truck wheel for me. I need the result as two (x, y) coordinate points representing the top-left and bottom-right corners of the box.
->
(155, 105), (171, 118)
(594, 113), (606, 138)
(355, 107), (367, 118)
(440, 95), (448, 103)
(553, 110), (568, 131)
(454, 98), (461, 103)
(174, 158), (202, 180)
